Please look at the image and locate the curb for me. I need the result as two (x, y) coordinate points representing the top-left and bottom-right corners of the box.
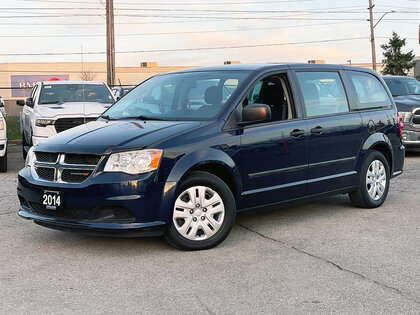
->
(8, 140), (21, 145)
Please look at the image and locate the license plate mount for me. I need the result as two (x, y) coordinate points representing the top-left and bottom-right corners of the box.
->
(42, 190), (63, 211)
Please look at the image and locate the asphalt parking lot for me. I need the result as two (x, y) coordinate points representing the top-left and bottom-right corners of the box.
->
(0, 146), (419, 314)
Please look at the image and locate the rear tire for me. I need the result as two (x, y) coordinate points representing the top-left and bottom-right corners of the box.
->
(0, 149), (7, 172)
(349, 151), (390, 208)
(164, 171), (236, 250)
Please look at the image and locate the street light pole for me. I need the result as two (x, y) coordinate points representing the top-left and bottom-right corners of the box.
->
(368, 2), (395, 72)
(106, 0), (115, 87)
(368, 0), (376, 71)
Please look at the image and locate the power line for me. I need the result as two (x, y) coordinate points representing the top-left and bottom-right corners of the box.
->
(0, 19), (236, 25)
(1, 13), (416, 21)
(1, 17), (418, 26)
(5, 7), (412, 14)
(15, 0), (317, 5)
(0, 36), (368, 56)
(0, 21), (361, 38)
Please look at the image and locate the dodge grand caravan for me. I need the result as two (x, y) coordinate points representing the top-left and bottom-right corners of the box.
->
(17, 64), (405, 250)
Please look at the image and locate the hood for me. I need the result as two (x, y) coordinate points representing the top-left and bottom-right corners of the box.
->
(35, 120), (202, 155)
(35, 102), (112, 119)
(393, 95), (420, 112)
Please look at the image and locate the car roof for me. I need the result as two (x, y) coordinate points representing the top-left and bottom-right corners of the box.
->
(40, 81), (106, 85)
(160, 63), (377, 75)
(382, 75), (415, 80)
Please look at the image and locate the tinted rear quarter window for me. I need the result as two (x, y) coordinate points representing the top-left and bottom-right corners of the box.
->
(348, 71), (392, 109)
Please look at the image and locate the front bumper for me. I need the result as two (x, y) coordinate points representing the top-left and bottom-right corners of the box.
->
(401, 129), (420, 148)
(0, 139), (6, 157)
(17, 166), (171, 236)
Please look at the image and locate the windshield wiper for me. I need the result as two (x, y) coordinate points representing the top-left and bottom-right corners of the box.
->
(40, 101), (62, 105)
(119, 115), (166, 121)
(99, 114), (115, 120)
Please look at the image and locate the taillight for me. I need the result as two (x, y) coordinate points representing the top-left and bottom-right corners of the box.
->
(397, 113), (403, 137)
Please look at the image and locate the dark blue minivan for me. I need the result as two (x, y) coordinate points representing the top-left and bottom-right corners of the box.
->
(17, 64), (405, 250)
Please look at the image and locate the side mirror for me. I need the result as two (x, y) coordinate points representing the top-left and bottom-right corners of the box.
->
(25, 97), (34, 107)
(16, 99), (25, 106)
(239, 103), (271, 125)
(116, 96), (121, 101)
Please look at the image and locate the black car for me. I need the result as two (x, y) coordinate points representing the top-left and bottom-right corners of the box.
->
(383, 75), (420, 150)
(18, 64), (405, 250)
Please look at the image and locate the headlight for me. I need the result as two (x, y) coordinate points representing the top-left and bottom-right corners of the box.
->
(104, 149), (162, 175)
(0, 118), (4, 130)
(25, 147), (35, 167)
(398, 111), (412, 123)
(35, 119), (55, 127)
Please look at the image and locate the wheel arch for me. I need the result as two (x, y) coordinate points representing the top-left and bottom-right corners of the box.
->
(159, 148), (242, 223)
(360, 133), (394, 174)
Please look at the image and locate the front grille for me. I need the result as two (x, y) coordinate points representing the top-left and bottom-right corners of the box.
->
(412, 109), (420, 125)
(29, 202), (94, 221)
(33, 152), (100, 183)
(61, 169), (93, 183)
(35, 167), (55, 181)
(35, 152), (58, 163)
(412, 116), (420, 125)
(54, 117), (96, 133)
(64, 154), (101, 165)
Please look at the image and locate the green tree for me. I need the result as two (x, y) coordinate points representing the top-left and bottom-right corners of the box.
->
(381, 31), (416, 76)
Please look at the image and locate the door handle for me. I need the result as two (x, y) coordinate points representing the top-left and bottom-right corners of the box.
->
(310, 126), (324, 134)
(290, 129), (305, 137)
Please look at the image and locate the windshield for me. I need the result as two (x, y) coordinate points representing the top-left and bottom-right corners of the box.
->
(39, 84), (114, 104)
(384, 77), (420, 96)
(102, 71), (250, 120)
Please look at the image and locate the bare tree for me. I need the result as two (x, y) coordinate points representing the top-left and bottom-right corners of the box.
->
(80, 70), (97, 81)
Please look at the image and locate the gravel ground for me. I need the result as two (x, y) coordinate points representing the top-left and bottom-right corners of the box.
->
(0, 146), (419, 314)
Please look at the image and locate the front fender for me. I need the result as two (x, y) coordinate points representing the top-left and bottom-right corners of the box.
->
(158, 148), (242, 223)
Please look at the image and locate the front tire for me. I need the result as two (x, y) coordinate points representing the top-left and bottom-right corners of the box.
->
(164, 171), (236, 250)
(349, 151), (390, 208)
(0, 149), (6, 172)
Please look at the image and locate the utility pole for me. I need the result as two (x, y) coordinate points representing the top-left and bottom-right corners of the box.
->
(368, 0), (376, 71)
(106, 0), (115, 86)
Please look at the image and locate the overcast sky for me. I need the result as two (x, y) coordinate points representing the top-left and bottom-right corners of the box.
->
(0, 0), (419, 67)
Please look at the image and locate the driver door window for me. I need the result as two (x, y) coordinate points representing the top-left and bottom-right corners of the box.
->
(243, 74), (294, 122)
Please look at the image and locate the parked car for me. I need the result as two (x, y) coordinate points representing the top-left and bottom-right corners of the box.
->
(383, 75), (420, 150)
(0, 99), (7, 172)
(0, 95), (5, 118)
(17, 64), (404, 250)
(16, 81), (115, 158)
(111, 85), (135, 100)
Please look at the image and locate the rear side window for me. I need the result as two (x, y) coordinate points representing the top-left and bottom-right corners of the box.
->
(296, 71), (349, 117)
(348, 71), (392, 109)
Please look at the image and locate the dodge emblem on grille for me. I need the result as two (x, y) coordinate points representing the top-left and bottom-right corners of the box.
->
(70, 172), (90, 176)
